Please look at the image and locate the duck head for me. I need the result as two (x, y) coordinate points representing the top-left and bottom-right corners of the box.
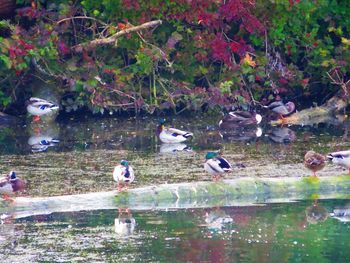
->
(285, 102), (295, 114)
(157, 118), (166, 134)
(120, 160), (129, 167)
(8, 171), (25, 192)
(205, 152), (218, 160)
(8, 171), (16, 181)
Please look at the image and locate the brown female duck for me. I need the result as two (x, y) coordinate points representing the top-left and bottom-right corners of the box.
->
(304, 151), (326, 177)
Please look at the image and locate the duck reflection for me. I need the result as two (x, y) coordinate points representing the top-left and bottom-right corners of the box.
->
(204, 207), (233, 230)
(219, 126), (262, 143)
(28, 135), (60, 153)
(114, 208), (136, 236)
(305, 200), (328, 224)
(330, 203), (350, 222)
(0, 214), (17, 248)
(267, 127), (296, 144)
(27, 121), (60, 153)
(159, 143), (192, 154)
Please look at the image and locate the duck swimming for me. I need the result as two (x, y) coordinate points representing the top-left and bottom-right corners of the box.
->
(327, 150), (350, 174)
(26, 97), (59, 121)
(304, 151), (326, 177)
(113, 160), (135, 192)
(204, 152), (232, 181)
(219, 111), (262, 129)
(157, 119), (193, 144)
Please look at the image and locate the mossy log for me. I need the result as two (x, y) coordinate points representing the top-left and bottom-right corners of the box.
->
(8, 176), (350, 219)
(271, 89), (349, 126)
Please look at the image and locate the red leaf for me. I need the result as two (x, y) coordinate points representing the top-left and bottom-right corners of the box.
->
(301, 78), (310, 86)
(117, 23), (127, 30)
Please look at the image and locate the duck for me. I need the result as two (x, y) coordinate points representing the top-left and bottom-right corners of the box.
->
(113, 160), (135, 192)
(327, 150), (350, 174)
(264, 101), (295, 118)
(219, 111), (262, 129)
(204, 152), (232, 181)
(304, 151), (326, 177)
(26, 97), (59, 121)
(0, 171), (25, 200)
(157, 119), (193, 144)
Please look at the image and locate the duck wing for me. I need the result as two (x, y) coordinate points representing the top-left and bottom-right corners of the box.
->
(167, 127), (193, 138)
(306, 155), (325, 165)
(229, 111), (253, 119)
(266, 101), (284, 110)
(217, 157), (232, 171)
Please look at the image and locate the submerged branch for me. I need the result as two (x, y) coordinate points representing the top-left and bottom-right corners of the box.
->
(72, 20), (162, 53)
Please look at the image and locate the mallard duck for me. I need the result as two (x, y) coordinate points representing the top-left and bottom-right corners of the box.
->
(264, 101), (295, 118)
(219, 111), (262, 129)
(26, 97), (59, 121)
(113, 160), (135, 192)
(204, 152), (232, 181)
(157, 119), (193, 144)
(327, 150), (350, 174)
(0, 171), (25, 200)
(304, 151), (326, 177)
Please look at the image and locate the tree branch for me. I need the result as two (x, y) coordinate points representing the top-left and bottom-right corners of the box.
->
(72, 20), (162, 53)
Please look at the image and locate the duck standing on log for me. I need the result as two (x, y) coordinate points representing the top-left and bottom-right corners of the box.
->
(204, 152), (232, 181)
(304, 151), (326, 177)
(113, 160), (135, 192)
(157, 119), (193, 144)
(0, 171), (25, 201)
(264, 101), (295, 119)
(327, 150), (350, 174)
(26, 97), (59, 122)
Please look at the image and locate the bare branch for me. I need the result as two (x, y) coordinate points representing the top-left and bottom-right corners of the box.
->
(56, 16), (107, 26)
(72, 20), (162, 53)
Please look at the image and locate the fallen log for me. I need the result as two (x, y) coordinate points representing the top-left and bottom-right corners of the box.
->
(6, 175), (350, 219)
(272, 78), (350, 126)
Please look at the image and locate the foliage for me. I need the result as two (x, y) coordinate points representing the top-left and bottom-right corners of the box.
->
(0, 0), (349, 114)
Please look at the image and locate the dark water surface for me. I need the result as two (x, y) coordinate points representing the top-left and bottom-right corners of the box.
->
(1, 115), (349, 196)
(1, 115), (350, 262)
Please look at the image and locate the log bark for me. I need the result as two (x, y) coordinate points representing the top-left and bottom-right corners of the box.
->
(271, 89), (349, 126)
(72, 20), (162, 53)
(8, 175), (350, 219)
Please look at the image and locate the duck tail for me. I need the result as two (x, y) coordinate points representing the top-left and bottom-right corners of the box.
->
(326, 154), (334, 160)
(183, 132), (193, 138)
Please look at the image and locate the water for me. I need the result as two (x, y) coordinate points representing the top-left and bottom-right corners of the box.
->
(2, 200), (350, 262)
(1, 114), (350, 262)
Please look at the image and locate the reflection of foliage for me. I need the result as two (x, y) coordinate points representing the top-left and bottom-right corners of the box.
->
(13, 200), (350, 262)
(0, 1), (349, 114)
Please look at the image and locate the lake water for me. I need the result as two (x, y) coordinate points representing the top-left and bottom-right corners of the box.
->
(1, 114), (350, 262)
